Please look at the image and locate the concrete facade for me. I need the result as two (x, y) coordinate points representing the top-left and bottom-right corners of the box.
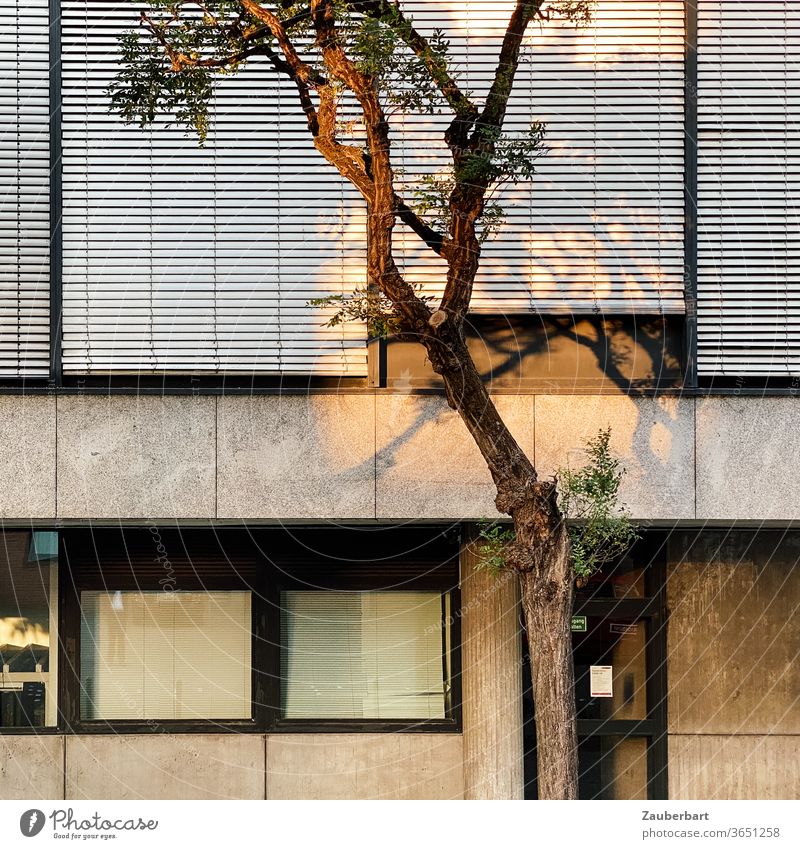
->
(666, 530), (800, 800)
(2, 396), (798, 800)
(461, 535), (524, 799)
(2, 392), (800, 523)
(0, 734), (464, 800)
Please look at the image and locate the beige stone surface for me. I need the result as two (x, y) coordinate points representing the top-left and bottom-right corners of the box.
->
(669, 735), (800, 800)
(535, 395), (695, 520)
(56, 396), (216, 519)
(0, 395), (56, 518)
(217, 395), (376, 519)
(667, 530), (800, 735)
(266, 733), (464, 799)
(461, 534), (523, 799)
(65, 734), (265, 800)
(0, 735), (64, 799)
(696, 397), (800, 520)
(375, 394), (534, 519)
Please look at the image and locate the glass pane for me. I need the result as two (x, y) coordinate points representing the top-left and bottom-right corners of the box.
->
(574, 617), (648, 720)
(281, 591), (447, 720)
(576, 556), (646, 599)
(0, 531), (58, 727)
(80, 591), (251, 720)
(579, 736), (649, 800)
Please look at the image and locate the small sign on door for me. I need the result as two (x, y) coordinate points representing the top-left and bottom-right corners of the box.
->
(590, 665), (613, 698)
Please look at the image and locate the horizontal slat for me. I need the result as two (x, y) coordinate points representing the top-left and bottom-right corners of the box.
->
(697, 0), (800, 376)
(59, 0), (685, 375)
(1, 0), (50, 378)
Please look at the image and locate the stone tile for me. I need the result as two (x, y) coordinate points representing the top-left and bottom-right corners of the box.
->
(0, 395), (56, 518)
(535, 395), (695, 520)
(667, 530), (800, 735)
(266, 733), (463, 799)
(217, 395), (376, 520)
(56, 396), (216, 519)
(696, 397), (800, 520)
(375, 394), (534, 519)
(0, 735), (64, 799)
(66, 734), (265, 800)
(669, 735), (800, 800)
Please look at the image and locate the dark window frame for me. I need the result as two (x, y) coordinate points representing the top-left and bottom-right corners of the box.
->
(56, 526), (461, 735)
(269, 564), (462, 734)
(59, 532), (268, 735)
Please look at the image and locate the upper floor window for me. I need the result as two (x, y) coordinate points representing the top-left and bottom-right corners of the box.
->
(0, 0), (50, 379)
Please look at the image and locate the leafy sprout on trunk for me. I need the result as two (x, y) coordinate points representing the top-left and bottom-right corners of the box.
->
(558, 427), (639, 580)
(309, 283), (433, 338)
(477, 428), (638, 582)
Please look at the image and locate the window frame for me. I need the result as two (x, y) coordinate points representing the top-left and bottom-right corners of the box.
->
(59, 531), (269, 735)
(57, 526), (461, 735)
(270, 571), (462, 734)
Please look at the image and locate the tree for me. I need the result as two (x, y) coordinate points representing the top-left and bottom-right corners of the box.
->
(110, 0), (614, 799)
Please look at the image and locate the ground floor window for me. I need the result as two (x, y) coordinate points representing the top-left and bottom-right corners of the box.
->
(281, 590), (451, 720)
(53, 526), (460, 733)
(0, 531), (58, 729)
(80, 591), (252, 721)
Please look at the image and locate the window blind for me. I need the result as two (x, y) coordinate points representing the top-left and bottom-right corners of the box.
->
(395, 0), (686, 314)
(59, 1), (684, 377)
(697, 0), (800, 376)
(80, 590), (251, 720)
(281, 591), (447, 720)
(0, 0), (50, 378)
(60, 1), (367, 376)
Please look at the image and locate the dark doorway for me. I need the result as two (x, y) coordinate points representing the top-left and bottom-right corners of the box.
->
(523, 536), (668, 799)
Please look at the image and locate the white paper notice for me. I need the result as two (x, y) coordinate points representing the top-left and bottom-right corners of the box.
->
(590, 665), (613, 698)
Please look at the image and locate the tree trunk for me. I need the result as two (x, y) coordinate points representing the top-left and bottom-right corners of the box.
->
(426, 333), (579, 799)
(518, 520), (579, 800)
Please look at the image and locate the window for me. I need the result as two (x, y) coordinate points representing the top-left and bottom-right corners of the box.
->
(60, 526), (460, 732)
(62, 528), (261, 729)
(0, 531), (58, 728)
(281, 591), (450, 721)
(80, 591), (251, 721)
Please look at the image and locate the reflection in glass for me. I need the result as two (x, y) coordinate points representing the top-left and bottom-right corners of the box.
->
(576, 555), (646, 599)
(281, 591), (449, 720)
(579, 736), (649, 800)
(0, 531), (58, 727)
(80, 591), (252, 720)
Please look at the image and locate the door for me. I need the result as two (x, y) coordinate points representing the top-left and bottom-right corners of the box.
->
(522, 538), (668, 799)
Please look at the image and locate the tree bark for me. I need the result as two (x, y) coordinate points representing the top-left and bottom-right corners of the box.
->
(425, 330), (579, 799)
(518, 519), (579, 800)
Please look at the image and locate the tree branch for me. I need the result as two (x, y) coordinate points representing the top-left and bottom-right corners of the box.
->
(392, 192), (449, 257)
(346, 1), (475, 117)
(314, 86), (374, 200)
(477, 0), (544, 134)
(240, 0), (325, 89)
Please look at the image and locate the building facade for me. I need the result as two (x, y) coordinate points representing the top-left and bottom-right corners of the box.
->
(0, 0), (798, 800)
